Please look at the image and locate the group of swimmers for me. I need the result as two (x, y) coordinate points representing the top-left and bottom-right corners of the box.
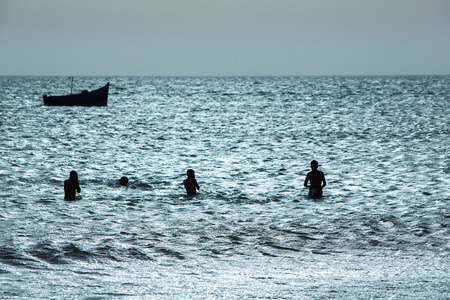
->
(64, 160), (326, 201)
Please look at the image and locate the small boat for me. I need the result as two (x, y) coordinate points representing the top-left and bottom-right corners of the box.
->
(43, 82), (109, 106)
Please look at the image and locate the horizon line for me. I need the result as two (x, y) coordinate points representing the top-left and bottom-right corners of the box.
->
(1, 73), (449, 78)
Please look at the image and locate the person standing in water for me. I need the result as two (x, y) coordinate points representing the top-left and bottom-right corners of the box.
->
(304, 160), (326, 198)
(64, 170), (81, 200)
(183, 169), (200, 195)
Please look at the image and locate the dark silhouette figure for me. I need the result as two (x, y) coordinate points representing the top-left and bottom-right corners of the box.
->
(183, 169), (200, 195)
(64, 171), (81, 200)
(304, 160), (326, 198)
(119, 176), (129, 186)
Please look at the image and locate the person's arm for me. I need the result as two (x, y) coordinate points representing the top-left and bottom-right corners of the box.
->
(76, 181), (81, 193)
(321, 173), (326, 189)
(304, 174), (309, 187)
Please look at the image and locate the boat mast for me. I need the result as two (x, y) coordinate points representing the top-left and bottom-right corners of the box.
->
(68, 76), (74, 94)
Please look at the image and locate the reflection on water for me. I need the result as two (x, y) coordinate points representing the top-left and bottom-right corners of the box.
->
(0, 76), (449, 298)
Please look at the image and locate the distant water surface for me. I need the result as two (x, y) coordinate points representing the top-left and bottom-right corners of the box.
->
(0, 76), (449, 298)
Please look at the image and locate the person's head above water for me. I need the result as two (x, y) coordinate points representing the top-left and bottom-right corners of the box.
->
(69, 170), (78, 181)
(186, 169), (195, 179)
(310, 160), (319, 171)
(119, 176), (129, 186)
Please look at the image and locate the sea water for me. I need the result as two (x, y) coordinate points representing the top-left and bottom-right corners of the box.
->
(0, 76), (449, 298)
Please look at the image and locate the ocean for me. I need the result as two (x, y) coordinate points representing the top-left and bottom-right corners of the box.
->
(0, 75), (449, 298)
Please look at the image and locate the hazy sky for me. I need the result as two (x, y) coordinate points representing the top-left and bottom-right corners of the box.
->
(1, 0), (449, 76)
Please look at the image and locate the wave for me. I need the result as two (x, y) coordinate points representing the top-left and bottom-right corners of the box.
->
(0, 241), (188, 270)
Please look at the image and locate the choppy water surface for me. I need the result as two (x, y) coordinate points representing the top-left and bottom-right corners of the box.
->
(0, 76), (449, 298)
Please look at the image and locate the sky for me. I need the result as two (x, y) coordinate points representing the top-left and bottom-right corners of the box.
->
(1, 0), (449, 76)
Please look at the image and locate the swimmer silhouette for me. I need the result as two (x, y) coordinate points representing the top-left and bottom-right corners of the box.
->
(119, 176), (129, 186)
(183, 169), (200, 195)
(304, 160), (326, 198)
(64, 170), (81, 200)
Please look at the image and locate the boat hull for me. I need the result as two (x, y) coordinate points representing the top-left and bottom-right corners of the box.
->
(43, 82), (109, 106)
